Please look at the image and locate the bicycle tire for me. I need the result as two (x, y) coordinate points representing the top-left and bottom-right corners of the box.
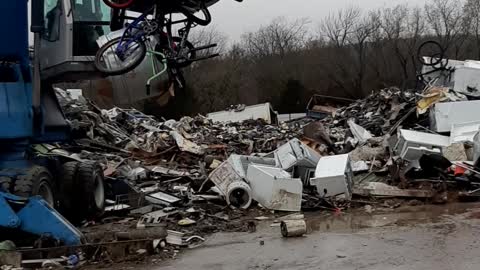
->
(95, 37), (147, 76)
(177, 3), (212, 26)
(103, 0), (135, 9)
(417, 41), (444, 67)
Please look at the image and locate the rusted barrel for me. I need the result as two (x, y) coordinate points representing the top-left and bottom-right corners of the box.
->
(281, 220), (307, 237)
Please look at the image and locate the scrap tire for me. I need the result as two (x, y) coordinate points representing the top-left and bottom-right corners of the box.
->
(77, 161), (106, 220)
(176, 3), (212, 26)
(13, 166), (56, 207)
(58, 162), (80, 221)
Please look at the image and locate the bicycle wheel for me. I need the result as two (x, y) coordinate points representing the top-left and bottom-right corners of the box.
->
(103, 0), (135, 9)
(95, 37), (147, 76)
(155, 37), (196, 68)
(417, 41), (444, 67)
(177, 3), (212, 26)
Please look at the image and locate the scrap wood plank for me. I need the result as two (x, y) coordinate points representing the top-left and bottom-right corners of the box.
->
(353, 187), (434, 198)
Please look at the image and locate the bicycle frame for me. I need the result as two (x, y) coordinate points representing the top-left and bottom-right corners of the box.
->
(114, 7), (153, 60)
(146, 50), (167, 95)
(160, 15), (194, 61)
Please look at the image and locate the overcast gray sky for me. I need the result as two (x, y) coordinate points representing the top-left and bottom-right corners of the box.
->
(209, 0), (428, 41)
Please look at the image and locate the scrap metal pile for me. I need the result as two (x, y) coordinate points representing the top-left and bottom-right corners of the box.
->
(44, 76), (480, 265)
(54, 89), (312, 237)
(327, 87), (417, 136)
(57, 89), (305, 167)
(315, 87), (418, 153)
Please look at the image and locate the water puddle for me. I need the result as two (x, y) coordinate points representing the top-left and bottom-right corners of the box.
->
(305, 203), (480, 233)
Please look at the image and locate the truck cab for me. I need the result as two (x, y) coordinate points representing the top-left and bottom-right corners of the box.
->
(40, 0), (110, 82)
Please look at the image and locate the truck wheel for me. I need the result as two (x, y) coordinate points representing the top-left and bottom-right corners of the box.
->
(77, 161), (106, 219)
(14, 166), (55, 207)
(0, 177), (11, 192)
(58, 162), (79, 220)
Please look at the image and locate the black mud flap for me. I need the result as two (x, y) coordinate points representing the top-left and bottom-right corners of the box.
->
(33, 83), (70, 143)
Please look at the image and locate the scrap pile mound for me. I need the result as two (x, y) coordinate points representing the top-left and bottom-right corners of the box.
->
(58, 89), (305, 167)
(53, 80), (480, 258)
(54, 89), (311, 236)
(326, 87), (416, 136)
(316, 88), (418, 152)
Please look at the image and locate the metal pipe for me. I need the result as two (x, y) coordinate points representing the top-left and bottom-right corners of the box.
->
(32, 33), (41, 110)
(31, 0), (45, 110)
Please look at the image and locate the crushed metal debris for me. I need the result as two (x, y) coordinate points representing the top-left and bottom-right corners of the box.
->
(7, 78), (480, 269)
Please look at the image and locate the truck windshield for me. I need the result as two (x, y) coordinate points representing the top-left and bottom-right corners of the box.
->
(71, 0), (110, 22)
(71, 0), (111, 56)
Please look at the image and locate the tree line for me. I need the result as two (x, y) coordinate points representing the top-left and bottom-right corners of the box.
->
(148, 0), (480, 118)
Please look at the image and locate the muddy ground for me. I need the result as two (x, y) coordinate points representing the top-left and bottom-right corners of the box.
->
(92, 203), (480, 270)
(159, 203), (480, 270)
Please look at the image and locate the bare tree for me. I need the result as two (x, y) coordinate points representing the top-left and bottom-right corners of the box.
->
(380, 4), (411, 88)
(242, 17), (311, 59)
(319, 6), (361, 48)
(189, 25), (228, 57)
(381, 5), (408, 41)
(425, 0), (466, 54)
(464, 0), (480, 58)
(349, 11), (381, 92)
(316, 7), (363, 96)
(405, 6), (427, 65)
(181, 0), (480, 116)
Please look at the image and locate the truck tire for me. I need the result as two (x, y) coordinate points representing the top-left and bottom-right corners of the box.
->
(0, 176), (11, 192)
(14, 166), (55, 207)
(77, 161), (106, 219)
(58, 162), (79, 220)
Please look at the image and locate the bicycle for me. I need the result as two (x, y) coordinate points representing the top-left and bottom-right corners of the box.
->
(105, 0), (215, 26)
(416, 40), (454, 89)
(96, 0), (222, 94)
